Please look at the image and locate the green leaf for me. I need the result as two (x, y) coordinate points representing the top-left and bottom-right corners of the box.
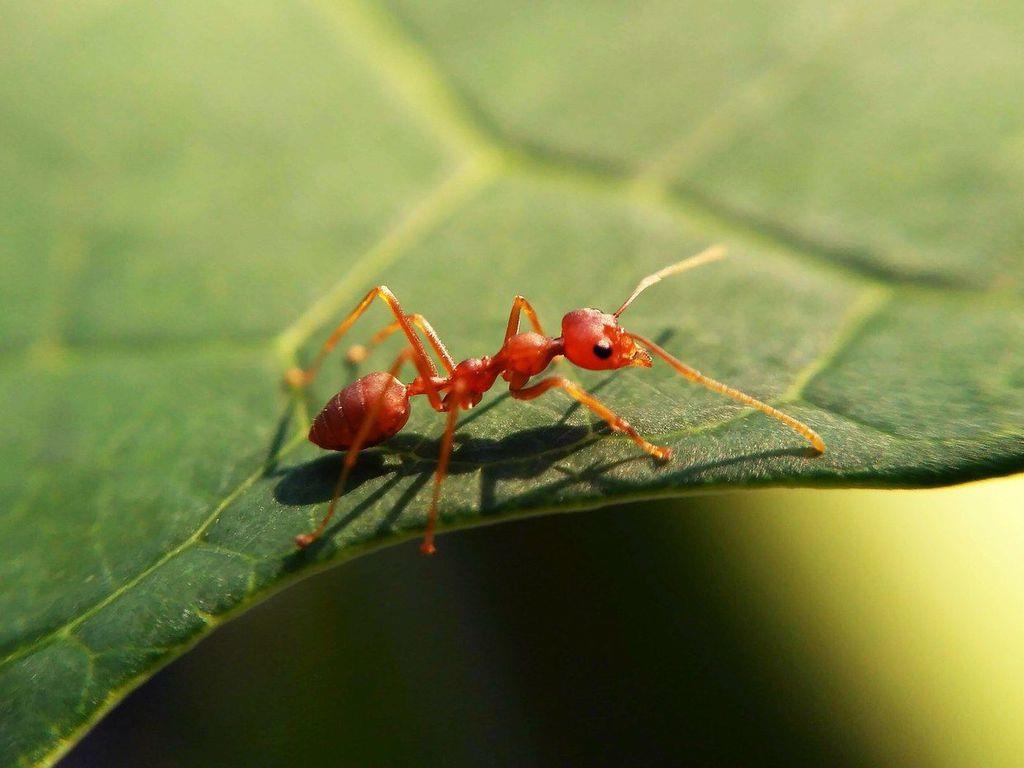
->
(2, 0), (1022, 764)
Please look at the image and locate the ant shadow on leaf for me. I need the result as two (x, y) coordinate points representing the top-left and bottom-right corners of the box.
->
(273, 420), (603, 552)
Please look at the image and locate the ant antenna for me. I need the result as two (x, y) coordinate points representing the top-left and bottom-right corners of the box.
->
(614, 245), (727, 318)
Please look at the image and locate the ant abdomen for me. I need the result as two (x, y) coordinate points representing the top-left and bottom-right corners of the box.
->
(309, 371), (410, 450)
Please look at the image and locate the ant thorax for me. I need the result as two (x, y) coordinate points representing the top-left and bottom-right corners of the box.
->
(444, 356), (502, 410)
(497, 331), (562, 380)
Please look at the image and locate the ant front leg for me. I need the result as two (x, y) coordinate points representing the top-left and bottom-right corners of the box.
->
(504, 295), (566, 370)
(285, 286), (443, 410)
(510, 376), (672, 460)
(504, 295), (546, 341)
(628, 332), (826, 454)
(347, 313), (455, 374)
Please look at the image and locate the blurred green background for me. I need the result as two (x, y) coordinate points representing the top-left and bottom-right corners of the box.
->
(63, 476), (1024, 767)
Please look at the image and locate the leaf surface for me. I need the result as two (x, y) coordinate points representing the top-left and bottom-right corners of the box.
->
(1, 1), (1022, 764)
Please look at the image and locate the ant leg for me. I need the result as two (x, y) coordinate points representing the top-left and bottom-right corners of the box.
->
(510, 376), (672, 460)
(504, 295), (546, 341)
(347, 313), (455, 373)
(628, 331), (825, 454)
(285, 286), (444, 410)
(420, 406), (459, 555)
(295, 349), (415, 549)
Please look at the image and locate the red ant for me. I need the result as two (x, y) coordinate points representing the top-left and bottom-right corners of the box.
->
(285, 246), (825, 554)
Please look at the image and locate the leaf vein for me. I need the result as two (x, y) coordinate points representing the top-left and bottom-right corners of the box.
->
(334, 0), (991, 294)
(0, 434), (303, 672)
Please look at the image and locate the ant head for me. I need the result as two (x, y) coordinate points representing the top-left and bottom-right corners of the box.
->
(560, 308), (652, 371)
(560, 247), (726, 371)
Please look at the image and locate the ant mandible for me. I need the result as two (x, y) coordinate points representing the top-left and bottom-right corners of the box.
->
(285, 246), (825, 555)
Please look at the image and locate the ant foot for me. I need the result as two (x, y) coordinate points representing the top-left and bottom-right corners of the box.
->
(294, 533), (316, 549)
(419, 539), (437, 556)
(346, 344), (369, 364)
(284, 367), (310, 389)
(652, 446), (673, 461)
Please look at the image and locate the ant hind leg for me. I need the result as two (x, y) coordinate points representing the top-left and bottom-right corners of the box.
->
(347, 313), (455, 373)
(285, 286), (444, 410)
(295, 348), (415, 549)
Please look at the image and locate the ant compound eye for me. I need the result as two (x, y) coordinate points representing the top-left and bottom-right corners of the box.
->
(592, 340), (613, 360)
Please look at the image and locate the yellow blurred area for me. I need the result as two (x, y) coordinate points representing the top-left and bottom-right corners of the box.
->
(714, 475), (1024, 768)
(66, 478), (1024, 767)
